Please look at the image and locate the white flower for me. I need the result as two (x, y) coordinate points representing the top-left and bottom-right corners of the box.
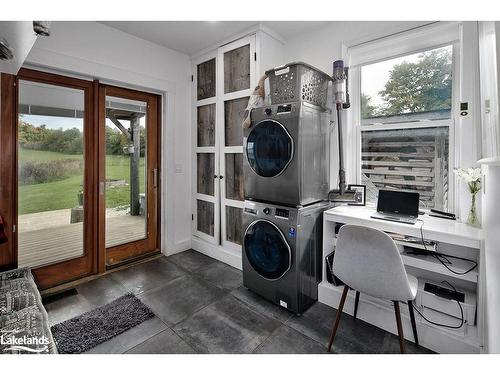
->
(454, 167), (481, 183)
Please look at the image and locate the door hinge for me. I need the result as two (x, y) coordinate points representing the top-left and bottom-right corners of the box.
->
(191, 75), (194, 82)
(192, 214), (194, 221)
(12, 225), (16, 233)
(254, 52), (257, 61)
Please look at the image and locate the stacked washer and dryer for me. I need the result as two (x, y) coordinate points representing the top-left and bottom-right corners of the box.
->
(242, 62), (332, 314)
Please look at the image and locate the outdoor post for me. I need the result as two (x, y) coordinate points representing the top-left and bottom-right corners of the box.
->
(130, 115), (141, 216)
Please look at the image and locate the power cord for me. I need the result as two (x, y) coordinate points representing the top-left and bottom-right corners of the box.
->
(411, 280), (465, 329)
(415, 219), (477, 275)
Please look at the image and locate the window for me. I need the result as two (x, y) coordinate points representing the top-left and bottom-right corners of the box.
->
(356, 45), (454, 210)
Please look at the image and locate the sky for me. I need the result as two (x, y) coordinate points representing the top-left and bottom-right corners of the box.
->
(361, 45), (452, 107)
(21, 115), (145, 131)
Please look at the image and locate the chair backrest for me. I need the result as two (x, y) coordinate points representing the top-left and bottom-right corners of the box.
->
(333, 224), (414, 301)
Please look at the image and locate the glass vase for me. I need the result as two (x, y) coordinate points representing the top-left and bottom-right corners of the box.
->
(467, 192), (479, 227)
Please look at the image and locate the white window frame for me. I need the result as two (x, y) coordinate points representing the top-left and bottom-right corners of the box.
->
(344, 22), (461, 211)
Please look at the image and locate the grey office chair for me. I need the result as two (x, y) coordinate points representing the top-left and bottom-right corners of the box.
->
(327, 224), (419, 353)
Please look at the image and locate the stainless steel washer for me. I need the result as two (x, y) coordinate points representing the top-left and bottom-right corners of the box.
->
(242, 200), (330, 314)
(243, 101), (330, 207)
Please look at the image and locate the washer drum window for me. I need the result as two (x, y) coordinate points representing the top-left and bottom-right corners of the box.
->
(244, 220), (291, 280)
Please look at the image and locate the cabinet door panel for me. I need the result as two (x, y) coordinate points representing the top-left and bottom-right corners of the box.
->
(224, 97), (248, 147)
(197, 153), (215, 196)
(197, 58), (216, 100)
(225, 153), (244, 201)
(197, 104), (215, 147)
(197, 200), (214, 236)
(225, 206), (242, 245)
(224, 45), (250, 94)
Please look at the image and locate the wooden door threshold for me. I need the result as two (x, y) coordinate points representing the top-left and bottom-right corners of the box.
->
(40, 252), (163, 298)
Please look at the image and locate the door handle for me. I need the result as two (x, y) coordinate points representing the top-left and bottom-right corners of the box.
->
(153, 168), (158, 188)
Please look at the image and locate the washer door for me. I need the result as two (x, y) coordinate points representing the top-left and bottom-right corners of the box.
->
(245, 120), (293, 177)
(244, 219), (291, 280)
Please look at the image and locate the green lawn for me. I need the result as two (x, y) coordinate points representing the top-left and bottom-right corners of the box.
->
(18, 149), (145, 215)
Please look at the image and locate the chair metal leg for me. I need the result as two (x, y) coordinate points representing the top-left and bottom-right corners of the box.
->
(407, 300), (419, 346)
(393, 301), (406, 353)
(353, 291), (360, 319)
(327, 285), (349, 352)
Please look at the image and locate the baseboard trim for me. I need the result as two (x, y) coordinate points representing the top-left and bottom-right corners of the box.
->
(163, 238), (191, 257)
(191, 237), (242, 270)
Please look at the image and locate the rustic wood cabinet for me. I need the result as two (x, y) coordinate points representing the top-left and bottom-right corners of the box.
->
(191, 29), (284, 267)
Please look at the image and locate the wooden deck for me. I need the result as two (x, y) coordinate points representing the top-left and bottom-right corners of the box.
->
(18, 215), (146, 268)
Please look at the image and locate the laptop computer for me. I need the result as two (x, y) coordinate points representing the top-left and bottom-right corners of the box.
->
(370, 190), (419, 224)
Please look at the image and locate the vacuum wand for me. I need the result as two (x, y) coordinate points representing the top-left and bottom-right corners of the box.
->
(329, 60), (357, 203)
(336, 102), (347, 195)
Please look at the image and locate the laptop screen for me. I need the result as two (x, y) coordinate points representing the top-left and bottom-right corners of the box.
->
(376, 190), (420, 217)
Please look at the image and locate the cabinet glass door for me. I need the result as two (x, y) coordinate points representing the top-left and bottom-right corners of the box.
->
(219, 35), (255, 250)
(194, 54), (219, 244)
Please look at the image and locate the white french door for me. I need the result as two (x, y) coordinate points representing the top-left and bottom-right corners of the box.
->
(192, 35), (256, 251)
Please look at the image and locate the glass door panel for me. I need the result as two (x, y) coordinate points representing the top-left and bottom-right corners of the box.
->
(197, 153), (215, 196)
(17, 80), (85, 268)
(219, 36), (255, 249)
(225, 153), (243, 201)
(100, 86), (159, 267)
(104, 96), (147, 248)
(224, 97), (248, 146)
(197, 58), (216, 100)
(197, 200), (215, 236)
(197, 104), (215, 147)
(225, 206), (242, 245)
(224, 45), (251, 94)
(194, 53), (219, 245)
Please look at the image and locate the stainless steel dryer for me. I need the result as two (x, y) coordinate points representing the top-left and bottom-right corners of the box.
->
(242, 200), (330, 314)
(243, 101), (330, 207)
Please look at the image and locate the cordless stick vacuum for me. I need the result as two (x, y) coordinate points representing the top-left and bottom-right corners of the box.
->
(329, 60), (357, 203)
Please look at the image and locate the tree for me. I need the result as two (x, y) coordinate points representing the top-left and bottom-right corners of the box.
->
(378, 49), (452, 116)
(361, 93), (378, 119)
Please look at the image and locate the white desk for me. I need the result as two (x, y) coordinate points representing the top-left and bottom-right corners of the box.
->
(320, 205), (484, 354)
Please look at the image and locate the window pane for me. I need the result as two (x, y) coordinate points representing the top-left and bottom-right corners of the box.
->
(361, 127), (449, 210)
(361, 45), (453, 124)
(104, 96), (147, 248)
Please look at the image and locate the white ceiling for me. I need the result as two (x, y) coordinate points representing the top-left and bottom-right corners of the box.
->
(99, 21), (329, 55)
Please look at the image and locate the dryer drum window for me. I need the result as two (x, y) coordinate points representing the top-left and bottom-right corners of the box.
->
(244, 220), (291, 280)
(245, 120), (293, 177)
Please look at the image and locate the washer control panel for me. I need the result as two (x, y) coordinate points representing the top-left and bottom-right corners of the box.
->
(275, 208), (290, 219)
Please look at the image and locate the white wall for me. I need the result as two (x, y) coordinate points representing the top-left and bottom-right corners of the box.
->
(283, 21), (430, 76)
(24, 21), (192, 255)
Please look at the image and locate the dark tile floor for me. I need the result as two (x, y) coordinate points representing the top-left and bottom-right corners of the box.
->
(44, 250), (433, 354)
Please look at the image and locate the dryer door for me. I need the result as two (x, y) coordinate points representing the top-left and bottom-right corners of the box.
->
(245, 120), (293, 178)
(244, 219), (291, 280)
